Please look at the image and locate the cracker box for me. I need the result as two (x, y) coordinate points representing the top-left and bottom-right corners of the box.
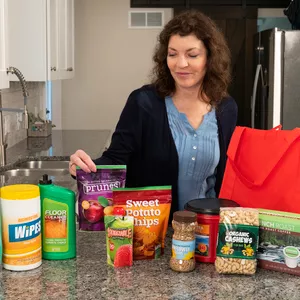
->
(258, 209), (300, 276)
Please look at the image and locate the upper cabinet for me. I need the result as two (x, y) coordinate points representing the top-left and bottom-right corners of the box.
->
(131, 0), (290, 8)
(0, 0), (9, 89)
(131, 0), (185, 7)
(7, 0), (74, 82)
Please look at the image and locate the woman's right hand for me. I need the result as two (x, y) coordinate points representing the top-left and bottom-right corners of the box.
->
(69, 149), (97, 177)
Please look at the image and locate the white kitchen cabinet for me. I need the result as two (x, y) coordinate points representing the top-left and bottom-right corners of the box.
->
(0, 0), (9, 89)
(7, 0), (74, 81)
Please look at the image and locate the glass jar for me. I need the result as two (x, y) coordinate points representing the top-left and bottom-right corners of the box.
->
(170, 211), (197, 272)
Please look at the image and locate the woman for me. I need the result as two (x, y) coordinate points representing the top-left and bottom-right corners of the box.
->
(69, 10), (237, 214)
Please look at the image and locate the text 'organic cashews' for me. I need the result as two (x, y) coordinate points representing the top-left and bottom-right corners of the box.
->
(215, 207), (259, 275)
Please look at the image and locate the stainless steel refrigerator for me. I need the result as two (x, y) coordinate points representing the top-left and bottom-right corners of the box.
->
(251, 28), (300, 130)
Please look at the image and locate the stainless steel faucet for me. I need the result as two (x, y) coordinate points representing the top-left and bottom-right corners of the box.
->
(0, 67), (29, 166)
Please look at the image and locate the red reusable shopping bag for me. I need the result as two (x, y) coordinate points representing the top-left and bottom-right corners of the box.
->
(219, 125), (300, 213)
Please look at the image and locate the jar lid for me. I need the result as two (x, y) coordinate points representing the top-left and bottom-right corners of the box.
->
(0, 184), (40, 200)
(184, 198), (239, 215)
(173, 211), (197, 223)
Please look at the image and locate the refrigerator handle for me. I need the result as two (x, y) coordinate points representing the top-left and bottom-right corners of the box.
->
(251, 64), (264, 128)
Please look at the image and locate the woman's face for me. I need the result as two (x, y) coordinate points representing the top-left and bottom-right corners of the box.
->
(167, 34), (207, 92)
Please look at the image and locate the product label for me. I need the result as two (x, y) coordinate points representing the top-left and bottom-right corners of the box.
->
(105, 216), (134, 267)
(197, 224), (210, 235)
(195, 235), (209, 257)
(257, 209), (300, 276)
(216, 224), (258, 259)
(9, 218), (41, 242)
(43, 199), (68, 252)
(113, 187), (171, 260)
(172, 239), (195, 260)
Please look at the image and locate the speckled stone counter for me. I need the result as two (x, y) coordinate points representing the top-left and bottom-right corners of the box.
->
(1, 229), (300, 300)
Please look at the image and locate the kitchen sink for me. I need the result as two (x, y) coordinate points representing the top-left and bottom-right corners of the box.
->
(15, 160), (70, 169)
(0, 160), (72, 186)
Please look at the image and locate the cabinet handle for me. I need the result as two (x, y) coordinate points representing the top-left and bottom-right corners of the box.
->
(67, 67), (73, 72)
(51, 67), (57, 71)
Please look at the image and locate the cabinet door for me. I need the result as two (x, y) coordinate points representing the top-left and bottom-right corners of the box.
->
(131, 0), (149, 7)
(66, 0), (74, 78)
(150, 0), (185, 7)
(0, 0), (9, 89)
(8, 0), (47, 81)
(131, 0), (185, 7)
(47, 0), (60, 80)
(57, 0), (74, 79)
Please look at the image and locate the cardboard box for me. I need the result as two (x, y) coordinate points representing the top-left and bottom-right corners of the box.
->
(258, 209), (300, 276)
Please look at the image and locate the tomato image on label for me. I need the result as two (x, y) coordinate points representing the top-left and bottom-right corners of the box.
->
(114, 245), (133, 267)
(198, 243), (208, 253)
(113, 207), (125, 216)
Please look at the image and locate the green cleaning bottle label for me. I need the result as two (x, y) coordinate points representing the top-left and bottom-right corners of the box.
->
(43, 198), (69, 252)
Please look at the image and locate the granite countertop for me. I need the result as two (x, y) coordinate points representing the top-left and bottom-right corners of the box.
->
(1, 131), (300, 299)
(1, 229), (300, 300)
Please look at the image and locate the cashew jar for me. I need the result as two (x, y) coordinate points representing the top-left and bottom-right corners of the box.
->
(215, 207), (259, 275)
(170, 211), (197, 272)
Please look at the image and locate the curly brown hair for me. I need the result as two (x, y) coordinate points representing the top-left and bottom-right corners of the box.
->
(151, 10), (231, 106)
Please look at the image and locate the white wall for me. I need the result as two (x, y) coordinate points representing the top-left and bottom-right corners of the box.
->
(59, 0), (173, 130)
(258, 8), (285, 17)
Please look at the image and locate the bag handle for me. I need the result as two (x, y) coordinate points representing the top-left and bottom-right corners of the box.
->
(227, 125), (300, 188)
(227, 125), (283, 166)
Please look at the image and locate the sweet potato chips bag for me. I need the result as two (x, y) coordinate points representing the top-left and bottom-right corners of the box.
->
(113, 186), (172, 260)
(76, 165), (126, 231)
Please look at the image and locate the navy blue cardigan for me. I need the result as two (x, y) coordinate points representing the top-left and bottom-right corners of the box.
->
(94, 85), (238, 215)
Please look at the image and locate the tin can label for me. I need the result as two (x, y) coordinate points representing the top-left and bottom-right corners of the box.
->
(195, 235), (209, 257)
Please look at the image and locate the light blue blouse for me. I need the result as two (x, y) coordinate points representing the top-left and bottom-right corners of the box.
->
(165, 96), (220, 210)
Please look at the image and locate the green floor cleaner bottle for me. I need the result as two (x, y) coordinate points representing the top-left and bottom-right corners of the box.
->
(39, 174), (76, 260)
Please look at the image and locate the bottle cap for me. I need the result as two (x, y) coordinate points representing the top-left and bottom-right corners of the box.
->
(39, 174), (52, 185)
(173, 211), (197, 223)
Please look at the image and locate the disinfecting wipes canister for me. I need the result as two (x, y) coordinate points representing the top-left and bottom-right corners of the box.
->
(0, 184), (42, 271)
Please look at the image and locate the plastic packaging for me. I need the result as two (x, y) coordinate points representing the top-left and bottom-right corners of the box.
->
(215, 207), (259, 275)
(170, 211), (197, 272)
(113, 186), (172, 260)
(39, 174), (76, 260)
(184, 198), (239, 263)
(104, 215), (134, 267)
(76, 165), (126, 231)
(0, 184), (42, 271)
